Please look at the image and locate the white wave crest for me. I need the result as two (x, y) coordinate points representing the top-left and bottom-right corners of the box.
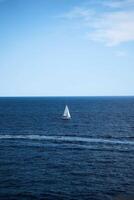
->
(0, 134), (134, 145)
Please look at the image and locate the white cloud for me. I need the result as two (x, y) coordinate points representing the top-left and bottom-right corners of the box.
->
(115, 50), (127, 57)
(88, 11), (134, 46)
(59, 7), (95, 21)
(103, 0), (134, 8)
(61, 1), (134, 46)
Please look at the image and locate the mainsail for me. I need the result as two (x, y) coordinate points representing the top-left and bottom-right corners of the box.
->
(62, 105), (71, 119)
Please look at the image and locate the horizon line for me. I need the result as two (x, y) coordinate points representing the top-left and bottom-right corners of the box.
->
(0, 95), (134, 98)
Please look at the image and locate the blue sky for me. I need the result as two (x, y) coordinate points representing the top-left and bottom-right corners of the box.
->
(0, 0), (134, 96)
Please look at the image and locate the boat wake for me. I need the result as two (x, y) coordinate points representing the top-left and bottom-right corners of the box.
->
(0, 134), (134, 145)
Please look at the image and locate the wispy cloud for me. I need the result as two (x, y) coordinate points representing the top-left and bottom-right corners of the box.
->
(103, 0), (134, 8)
(61, 7), (95, 20)
(88, 11), (134, 46)
(115, 50), (127, 57)
(61, 0), (134, 46)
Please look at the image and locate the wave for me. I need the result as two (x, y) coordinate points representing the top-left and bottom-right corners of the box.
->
(0, 134), (134, 145)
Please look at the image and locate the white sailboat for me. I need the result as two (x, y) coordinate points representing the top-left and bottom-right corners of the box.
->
(62, 105), (71, 120)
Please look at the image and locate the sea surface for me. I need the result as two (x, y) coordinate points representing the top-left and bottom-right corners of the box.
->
(0, 97), (134, 200)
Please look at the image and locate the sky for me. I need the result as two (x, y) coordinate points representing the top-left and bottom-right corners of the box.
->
(0, 0), (134, 96)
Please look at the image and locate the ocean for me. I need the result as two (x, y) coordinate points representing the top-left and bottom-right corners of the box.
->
(0, 97), (134, 200)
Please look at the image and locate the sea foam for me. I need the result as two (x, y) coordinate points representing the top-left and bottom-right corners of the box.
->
(0, 134), (134, 145)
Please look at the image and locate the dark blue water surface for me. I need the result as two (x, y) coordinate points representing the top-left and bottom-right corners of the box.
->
(0, 97), (134, 200)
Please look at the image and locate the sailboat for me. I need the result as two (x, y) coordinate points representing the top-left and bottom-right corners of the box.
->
(62, 105), (71, 120)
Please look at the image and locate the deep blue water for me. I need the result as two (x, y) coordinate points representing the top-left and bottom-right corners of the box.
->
(0, 97), (134, 200)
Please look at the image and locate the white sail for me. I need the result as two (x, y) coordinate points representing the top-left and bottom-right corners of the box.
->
(62, 105), (71, 119)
